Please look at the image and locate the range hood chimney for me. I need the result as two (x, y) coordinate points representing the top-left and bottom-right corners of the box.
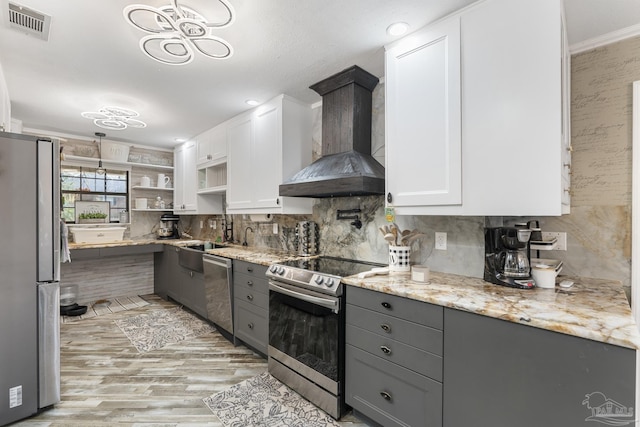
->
(279, 65), (384, 198)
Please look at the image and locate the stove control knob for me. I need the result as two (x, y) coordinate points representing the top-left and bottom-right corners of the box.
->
(269, 265), (278, 273)
(325, 278), (335, 288)
(314, 276), (324, 285)
(277, 267), (286, 275)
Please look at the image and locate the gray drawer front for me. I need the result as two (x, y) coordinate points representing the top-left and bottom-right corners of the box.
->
(347, 325), (442, 381)
(234, 299), (268, 354)
(347, 304), (443, 356)
(235, 281), (269, 310)
(347, 286), (443, 330)
(233, 271), (268, 294)
(346, 344), (442, 427)
(234, 260), (268, 277)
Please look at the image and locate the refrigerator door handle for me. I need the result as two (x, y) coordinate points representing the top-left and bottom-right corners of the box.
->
(37, 138), (60, 282)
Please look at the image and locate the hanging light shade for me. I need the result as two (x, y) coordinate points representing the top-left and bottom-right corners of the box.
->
(95, 132), (107, 175)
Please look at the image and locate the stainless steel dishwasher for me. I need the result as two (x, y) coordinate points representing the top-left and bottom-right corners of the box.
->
(203, 254), (234, 343)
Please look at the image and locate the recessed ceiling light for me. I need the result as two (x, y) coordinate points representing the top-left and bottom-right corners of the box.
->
(175, 138), (187, 143)
(245, 99), (260, 106)
(387, 22), (409, 37)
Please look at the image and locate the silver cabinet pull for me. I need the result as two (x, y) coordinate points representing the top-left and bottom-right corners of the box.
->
(380, 323), (391, 333)
(247, 280), (253, 286)
(381, 302), (391, 309)
(248, 323), (254, 329)
(246, 294), (253, 301)
(380, 391), (392, 401)
(380, 345), (392, 355)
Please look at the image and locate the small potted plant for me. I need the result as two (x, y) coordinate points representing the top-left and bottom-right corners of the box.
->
(78, 212), (108, 224)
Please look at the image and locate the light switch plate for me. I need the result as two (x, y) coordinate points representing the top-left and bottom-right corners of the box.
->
(273, 223), (278, 234)
(435, 232), (447, 250)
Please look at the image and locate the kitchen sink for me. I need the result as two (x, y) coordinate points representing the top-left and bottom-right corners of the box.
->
(185, 244), (205, 251)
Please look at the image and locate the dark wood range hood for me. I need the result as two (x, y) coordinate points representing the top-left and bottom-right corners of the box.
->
(279, 65), (385, 198)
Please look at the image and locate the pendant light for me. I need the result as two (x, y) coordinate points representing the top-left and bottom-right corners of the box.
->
(95, 132), (106, 175)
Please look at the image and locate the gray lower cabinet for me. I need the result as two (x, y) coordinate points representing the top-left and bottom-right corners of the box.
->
(345, 286), (444, 427)
(155, 246), (206, 318)
(443, 308), (636, 427)
(233, 260), (269, 356)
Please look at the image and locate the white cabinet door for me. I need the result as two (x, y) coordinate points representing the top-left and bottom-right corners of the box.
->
(385, 0), (568, 216)
(252, 99), (281, 208)
(196, 124), (227, 166)
(226, 115), (253, 211)
(0, 63), (10, 132)
(385, 17), (461, 208)
(173, 140), (197, 213)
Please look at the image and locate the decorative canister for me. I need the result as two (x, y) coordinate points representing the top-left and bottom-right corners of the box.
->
(296, 221), (319, 256)
(389, 245), (411, 272)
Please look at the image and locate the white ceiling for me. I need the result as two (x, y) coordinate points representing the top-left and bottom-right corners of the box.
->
(0, 0), (639, 150)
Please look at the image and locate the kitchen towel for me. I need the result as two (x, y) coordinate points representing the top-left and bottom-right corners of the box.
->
(60, 219), (71, 263)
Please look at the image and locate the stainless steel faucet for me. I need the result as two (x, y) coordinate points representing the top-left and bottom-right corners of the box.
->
(242, 226), (254, 246)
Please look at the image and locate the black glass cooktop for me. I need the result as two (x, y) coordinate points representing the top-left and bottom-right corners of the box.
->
(277, 256), (384, 278)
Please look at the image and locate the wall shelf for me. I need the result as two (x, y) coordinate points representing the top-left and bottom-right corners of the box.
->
(63, 154), (174, 171)
(132, 186), (174, 191)
(131, 208), (172, 212)
(197, 185), (227, 195)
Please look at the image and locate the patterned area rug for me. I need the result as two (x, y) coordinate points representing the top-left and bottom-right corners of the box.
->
(61, 295), (150, 323)
(203, 372), (341, 427)
(115, 307), (215, 352)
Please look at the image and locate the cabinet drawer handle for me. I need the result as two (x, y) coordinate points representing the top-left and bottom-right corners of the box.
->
(247, 267), (253, 272)
(248, 322), (254, 329)
(380, 323), (391, 333)
(247, 280), (253, 286)
(207, 154), (212, 160)
(189, 271), (194, 278)
(380, 345), (392, 355)
(381, 302), (392, 309)
(380, 391), (392, 402)
(246, 294), (253, 301)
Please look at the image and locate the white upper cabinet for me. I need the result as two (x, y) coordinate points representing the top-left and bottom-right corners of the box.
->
(385, 17), (461, 208)
(385, 0), (570, 216)
(174, 139), (222, 215)
(196, 124), (227, 166)
(226, 94), (313, 214)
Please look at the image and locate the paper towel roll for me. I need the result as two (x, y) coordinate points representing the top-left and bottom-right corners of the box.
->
(249, 214), (273, 222)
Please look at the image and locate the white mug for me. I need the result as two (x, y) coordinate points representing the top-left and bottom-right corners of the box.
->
(157, 174), (171, 188)
(140, 175), (151, 187)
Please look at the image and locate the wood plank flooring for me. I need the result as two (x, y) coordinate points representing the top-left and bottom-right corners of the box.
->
(14, 295), (369, 427)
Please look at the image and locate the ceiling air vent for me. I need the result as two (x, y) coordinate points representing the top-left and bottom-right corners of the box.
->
(7, 2), (51, 41)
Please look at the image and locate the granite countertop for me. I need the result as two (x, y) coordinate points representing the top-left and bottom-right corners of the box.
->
(343, 270), (640, 350)
(206, 246), (312, 266)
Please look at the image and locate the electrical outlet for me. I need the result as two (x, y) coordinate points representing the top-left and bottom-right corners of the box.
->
(273, 223), (279, 234)
(435, 232), (447, 250)
(210, 219), (216, 229)
(541, 231), (567, 251)
(199, 220), (203, 228)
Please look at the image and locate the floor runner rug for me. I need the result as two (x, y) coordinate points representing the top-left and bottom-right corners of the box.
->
(61, 295), (150, 323)
(115, 307), (215, 352)
(203, 371), (341, 427)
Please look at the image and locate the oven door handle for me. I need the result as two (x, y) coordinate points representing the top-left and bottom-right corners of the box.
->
(269, 281), (340, 313)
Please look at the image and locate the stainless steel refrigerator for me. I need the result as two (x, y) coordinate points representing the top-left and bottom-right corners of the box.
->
(0, 131), (60, 426)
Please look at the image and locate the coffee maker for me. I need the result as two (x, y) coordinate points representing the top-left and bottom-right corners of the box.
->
(157, 214), (180, 239)
(484, 227), (535, 289)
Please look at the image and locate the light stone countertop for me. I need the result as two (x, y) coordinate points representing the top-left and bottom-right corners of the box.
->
(343, 270), (640, 350)
(205, 246), (313, 266)
(68, 239), (640, 349)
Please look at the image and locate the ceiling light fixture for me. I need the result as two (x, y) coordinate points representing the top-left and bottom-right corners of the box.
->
(95, 132), (107, 176)
(386, 22), (409, 36)
(81, 106), (147, 131)
(245, 99), (260, 106)
(174, 137), (187, 143)
(123, 0), (235, 65)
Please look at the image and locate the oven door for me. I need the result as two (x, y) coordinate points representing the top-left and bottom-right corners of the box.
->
(268, 280), (343, 394)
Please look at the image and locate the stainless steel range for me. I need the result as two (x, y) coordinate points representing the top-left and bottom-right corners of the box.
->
(266, 256), (383, 419)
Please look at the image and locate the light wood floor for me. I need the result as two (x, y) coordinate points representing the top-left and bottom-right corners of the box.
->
(13, 295), (369, 427)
